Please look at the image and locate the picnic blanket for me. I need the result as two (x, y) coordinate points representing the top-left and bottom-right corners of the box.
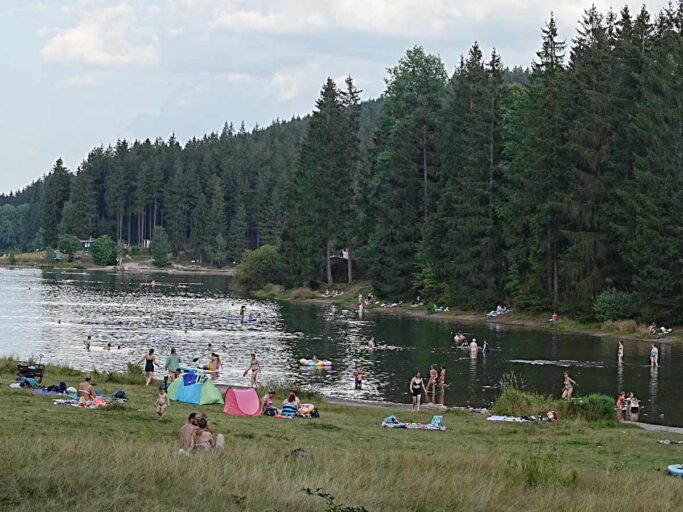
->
(381, 415), (446, 431)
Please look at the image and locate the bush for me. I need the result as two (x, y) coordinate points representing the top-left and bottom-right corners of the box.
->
(233, 245), (282, 291)
(8, 250), (16, 264)
(58, 234), (80, 262)
(493, 388), (553, 417)
(593, 289), (634, 322)
(89, 235), (118, 266)
(568, 394), (615, 422)
(150, 226), (170, 267)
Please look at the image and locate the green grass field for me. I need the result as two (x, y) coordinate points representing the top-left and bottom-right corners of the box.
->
(1, 360), (683, 511)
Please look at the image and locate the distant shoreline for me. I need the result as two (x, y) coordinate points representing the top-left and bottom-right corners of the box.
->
(0, 261), (235, 277)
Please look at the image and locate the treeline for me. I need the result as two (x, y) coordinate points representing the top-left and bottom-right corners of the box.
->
(3, 3), (682, 323)
(278, 3), (683, 322)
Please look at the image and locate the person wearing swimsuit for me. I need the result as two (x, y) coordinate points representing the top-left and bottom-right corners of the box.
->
(204, 353), (222, 380)
(618, 341), (624, 364)
(245, 353), (261, 387)
(439, 366), (446, 388)
(561, 372), (576, 400)
(650, 344), (659, 367)
(156, 386), (170, 419)
(425, 364), (438, 400)
(138, 348), (159, 386)
(409, 371), (426, 411)
(191, 418), (215, 452)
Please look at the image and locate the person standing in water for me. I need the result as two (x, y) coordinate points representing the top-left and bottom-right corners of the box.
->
(425, 364), (438, 398)
(409, 371), (426, 411)
(84, 336), (91, 352)
(617, 341), (624, 364)
(239, 305), (247, 322)
(650, 343), (659, 367)
(561, 372), (576, 400)
(245, 353), (261, 387)
(469, 338), (478, 357)
(139, 349), (160, 386)
(368, 337), (375, 349)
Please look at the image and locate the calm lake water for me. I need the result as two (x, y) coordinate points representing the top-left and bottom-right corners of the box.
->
(0, 268), (679, 426)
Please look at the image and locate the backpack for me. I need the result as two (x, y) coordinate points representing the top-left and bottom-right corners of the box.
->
(264, 407), (277, 417)
(113, 390), (128, 400)
(311, 408), (320, 418)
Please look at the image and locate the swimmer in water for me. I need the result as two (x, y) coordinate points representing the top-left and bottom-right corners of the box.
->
(368, 337), (375, 349)
(84, 335), (91, 352)
(618, 341), (624, 364)
(239, 305), (247, 322)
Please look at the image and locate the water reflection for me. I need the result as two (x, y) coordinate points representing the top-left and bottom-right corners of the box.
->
(2, 267), (683, 426)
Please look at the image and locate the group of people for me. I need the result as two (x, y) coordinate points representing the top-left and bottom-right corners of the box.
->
(260, 389), (316, 418)
(616, 391), (640, 421)
(617, 340), (659, 367)
(453, 333), (489, 356)
(134, 345), (262, 388)
(83, 335), (121, 352)
(178, 412), (224, 455)
(409, 365), (447, 411)
(648, 322), (672, 336)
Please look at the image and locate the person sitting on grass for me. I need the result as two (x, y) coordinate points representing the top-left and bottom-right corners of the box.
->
(179, 412), (198, 453)
(191, 418), (215, 452)
(77, 374), (96, 405)
(261, 390), (278, 416)
(156, 385), (170, 419)
(281, 393), (299, 417)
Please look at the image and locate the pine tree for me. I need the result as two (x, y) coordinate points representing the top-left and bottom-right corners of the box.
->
(620, 3), (683, 321)
(368, 47), (448, 298)
(41, 158), (71, 247)
(228, 204), (247, 262)
(420, 44), (505, 308)
(501, 14), (571, 309)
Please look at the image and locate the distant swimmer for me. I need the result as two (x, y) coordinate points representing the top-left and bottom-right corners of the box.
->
(469, 338), (478, 356)
(84, 336), (91, 352)
(618, 341), (624, 364)
(368, 337), (375, 349)
(239, 305), (247, 322)
(104, 343), (111, 351)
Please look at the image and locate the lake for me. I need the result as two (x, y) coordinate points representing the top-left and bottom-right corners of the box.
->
(0, 267), (678, 426)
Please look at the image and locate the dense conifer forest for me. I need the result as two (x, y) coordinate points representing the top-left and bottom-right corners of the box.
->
(1, 4), (682, 321)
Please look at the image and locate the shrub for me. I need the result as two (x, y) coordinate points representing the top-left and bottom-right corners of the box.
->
(8, 250), (16, 264)
(58, 234), (80, 262)
(233, 245), (282, 291)
(568, 394), (615, 422)
(493, 388), (553, 417)
(150, 226), (170, 267)
(593, 289), (634, 322)
(89, 235), (118, 266)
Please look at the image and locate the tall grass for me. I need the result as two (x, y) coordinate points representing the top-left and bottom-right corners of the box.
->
(0, 363), (678, 511)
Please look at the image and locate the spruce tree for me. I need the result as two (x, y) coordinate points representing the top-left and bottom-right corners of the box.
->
(368, 46), (447, 298)
(41, 158), (71, 248)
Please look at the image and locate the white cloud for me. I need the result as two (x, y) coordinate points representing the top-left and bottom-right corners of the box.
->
(41, 4), (159, 67)
(211, 9), (327, 34)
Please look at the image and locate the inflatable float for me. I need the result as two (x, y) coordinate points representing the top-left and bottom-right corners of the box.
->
(227, 316), (258, 324)
(299, 358), (332, 367)
(668, 464), (683, 478)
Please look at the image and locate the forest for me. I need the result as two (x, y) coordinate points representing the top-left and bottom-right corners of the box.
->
(1, 4), (682, 322)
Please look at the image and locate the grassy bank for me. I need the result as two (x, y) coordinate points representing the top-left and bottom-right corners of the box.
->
(252, 282), (682, 344)
(2, 360), (683, 511)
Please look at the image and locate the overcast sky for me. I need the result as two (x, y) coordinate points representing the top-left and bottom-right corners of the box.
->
(0, 0), (670, 193)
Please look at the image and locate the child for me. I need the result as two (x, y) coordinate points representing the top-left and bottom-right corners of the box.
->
(354, 368), (363, 390)
(156, 385), (170, 419)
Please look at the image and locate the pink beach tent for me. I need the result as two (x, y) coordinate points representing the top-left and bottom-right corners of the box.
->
(223, 386), (261, 416)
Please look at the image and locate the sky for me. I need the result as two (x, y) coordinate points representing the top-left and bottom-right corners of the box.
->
(0, 0), (671, 193)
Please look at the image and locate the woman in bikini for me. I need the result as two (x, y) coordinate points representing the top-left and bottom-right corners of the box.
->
(409, 371), (426, 411)
(204, 353), (222, 380)
(191, 417), (215, 452)
(618, 341), (624, 364)
(245, 353), (261, 387)
(561, 372), (576, 400)
(425, 364), (438, 398)
(138, 348), (159, 386)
